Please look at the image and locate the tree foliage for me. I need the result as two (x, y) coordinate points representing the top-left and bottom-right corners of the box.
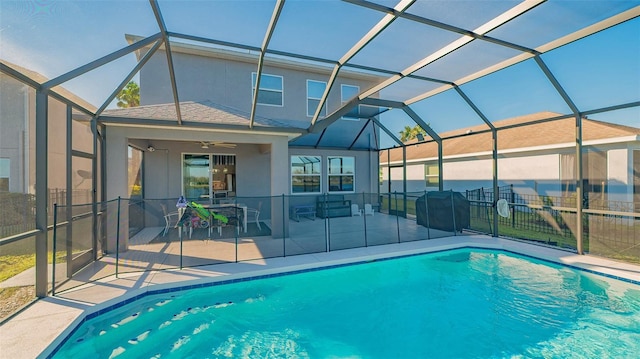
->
(116, 81), (140, 108)
(399, 125), (427, 142)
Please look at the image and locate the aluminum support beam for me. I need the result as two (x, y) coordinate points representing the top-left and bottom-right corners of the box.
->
(65, 105), (74, 279)
(168, 31), (450, 86)
(359, 0), (543, 100)
(250, 0), (285, 129)
(534, 56), (580, 114)
(91, 118), (99, 260)
(345, 0), (541, 54)
(402, 146), (407, 215)
(0, 62), (41, 89)
(309, 97), (361, 133)
(401, 107), (440, 143)
(534, 55), (584, 253)
(96, 116), (307, 135)
(371, 118), (403, 147)
(349, 119), (372, 150)
(309, 0), (415, 129)
(41, 33), (162, 90)
(150, 0), (183, 125)
(314, 129), (328, 148)
(401, 106), (444, 190)
(575, 115), (584, 254)
(35, 90), (48, 297)
(95, 39), (164, 117)
(406, 6), (639, 106)
(454, 86), (499, 236)
(0, 63), (95, 116)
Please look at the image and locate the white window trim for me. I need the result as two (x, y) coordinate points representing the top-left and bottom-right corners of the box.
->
(252, 72), (284, 107)
(327, 156), (355, 193)
(306, 79), (327, 118)
(290, 155), (322, 195)
(341, 84), (360, 121)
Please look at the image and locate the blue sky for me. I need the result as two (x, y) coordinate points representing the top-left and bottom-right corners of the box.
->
(0, 0), (638, 148)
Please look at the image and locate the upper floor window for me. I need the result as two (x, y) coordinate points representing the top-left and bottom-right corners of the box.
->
(291, 156), (321, 194)
(328, 156), (355, 192)
(252, 73), (283, 106)
(341, 84), (360, 120)
(307, 80), (327, 117)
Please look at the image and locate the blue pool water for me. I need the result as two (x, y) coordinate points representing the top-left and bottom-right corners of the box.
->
(52, 249), (640, 358)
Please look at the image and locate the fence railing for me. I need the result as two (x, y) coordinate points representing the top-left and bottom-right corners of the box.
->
(0, 189), (93, 238)
(465, 186), (640, 260)
(2, 189), (638, 316)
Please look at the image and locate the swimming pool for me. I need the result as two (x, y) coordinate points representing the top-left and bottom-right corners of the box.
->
(51, 248), (640, 358)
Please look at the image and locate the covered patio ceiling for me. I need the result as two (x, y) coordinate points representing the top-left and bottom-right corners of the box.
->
(0, 0), (638, 150)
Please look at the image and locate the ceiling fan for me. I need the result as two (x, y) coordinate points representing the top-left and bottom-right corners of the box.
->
(198, 141), (236, 149)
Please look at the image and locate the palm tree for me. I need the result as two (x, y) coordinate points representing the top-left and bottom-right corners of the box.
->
(116, 81), (140, 108)
(399, 125), (427, 142)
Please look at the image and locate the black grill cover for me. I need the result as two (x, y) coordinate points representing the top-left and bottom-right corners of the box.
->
(416, 191), (470, 232)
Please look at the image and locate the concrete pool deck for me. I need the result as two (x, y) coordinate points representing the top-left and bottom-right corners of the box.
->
(2, 234), (640, 358)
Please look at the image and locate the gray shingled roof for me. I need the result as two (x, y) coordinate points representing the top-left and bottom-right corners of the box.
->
(102, 100), (307, 130)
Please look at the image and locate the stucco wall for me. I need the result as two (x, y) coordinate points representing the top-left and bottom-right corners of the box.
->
(141, 49), (379, 124)
(140, 140), (271, 200)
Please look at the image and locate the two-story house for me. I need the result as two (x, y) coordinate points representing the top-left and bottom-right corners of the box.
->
(99, 36), (384, 242)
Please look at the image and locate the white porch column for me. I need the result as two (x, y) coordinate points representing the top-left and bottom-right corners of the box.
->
(270, 138), (289, 238)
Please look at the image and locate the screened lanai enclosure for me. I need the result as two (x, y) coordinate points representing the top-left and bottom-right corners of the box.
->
(0, 0), (638, 321)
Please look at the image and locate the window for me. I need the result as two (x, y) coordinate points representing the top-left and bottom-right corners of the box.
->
(291, 156), (321, 194)
(328, 156), (354, 192)
(341, 84), (360, 120)
(128, 146), (143, 198)
(307, 80), (327, 117)
(182, 154), (236, 199)
(252, 73), (283, 106)
(0, 158), (9, 191)
(425, 163), (439, 186)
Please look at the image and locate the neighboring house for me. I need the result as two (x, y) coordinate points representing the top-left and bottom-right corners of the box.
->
(380, 112), (640, 210)
(0, 60), (94, 202)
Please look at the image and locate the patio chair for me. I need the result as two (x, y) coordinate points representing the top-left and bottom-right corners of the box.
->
(351, 204), (362, 216)
(161, 203), (180, 236)
(246, 201), (262, 230)
(215, 207), (241, 236)
(364, 203), (375, 216)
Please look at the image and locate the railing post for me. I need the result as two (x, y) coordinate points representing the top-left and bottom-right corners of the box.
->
(282, 194), (286, 257)
(325, 193), (330, 252)
(234, 200), (238, 263)
(450, 190), (457, 236)
(425, 190), (431, 240)
(115, 196), (121, 278)
(52, 203), (58, 296)
(394, 191), (400, 243)
(180, 208), (184, 268)
(511, 184), (515, 228)
(362, 191), (368, 247)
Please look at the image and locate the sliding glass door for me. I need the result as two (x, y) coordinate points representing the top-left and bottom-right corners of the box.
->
(182, 154), (236, 200)
(183, 154), (210, 199)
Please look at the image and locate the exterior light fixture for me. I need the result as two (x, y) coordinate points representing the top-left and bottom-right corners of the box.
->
(147, 145), (156, 152)
(416, 133), (424, 142)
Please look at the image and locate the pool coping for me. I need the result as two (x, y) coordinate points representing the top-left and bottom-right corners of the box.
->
(1, 235), (639, 359)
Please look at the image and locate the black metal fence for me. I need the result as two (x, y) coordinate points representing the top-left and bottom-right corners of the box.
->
(465, 185), (640, 260)
(0, 189), (93, 238)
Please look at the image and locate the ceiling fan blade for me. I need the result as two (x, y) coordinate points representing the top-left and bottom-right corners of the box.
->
(210, 142), (236, 148)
